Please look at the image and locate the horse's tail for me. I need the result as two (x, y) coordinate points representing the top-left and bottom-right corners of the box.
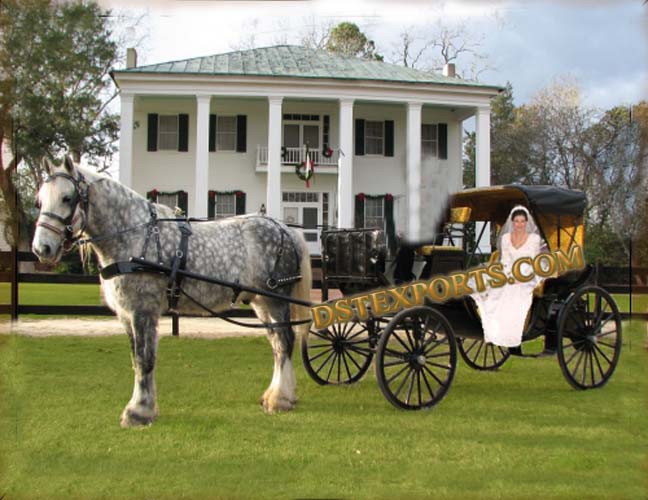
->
(291, 230), (312, 338)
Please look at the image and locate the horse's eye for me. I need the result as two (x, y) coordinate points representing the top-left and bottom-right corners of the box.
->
(62, 195), (72, 204)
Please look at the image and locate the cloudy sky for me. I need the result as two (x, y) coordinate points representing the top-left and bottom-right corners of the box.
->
(102, 0), (647, 110)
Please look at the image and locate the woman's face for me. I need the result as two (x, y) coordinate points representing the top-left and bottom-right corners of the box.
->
(513, 215), (528, 233)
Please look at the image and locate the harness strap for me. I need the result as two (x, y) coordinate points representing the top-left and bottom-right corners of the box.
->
(180, 288), (311, 330)
(167, 221), (192, 310)
(141, 203), (163, 263)
(264, 217), (303, 290)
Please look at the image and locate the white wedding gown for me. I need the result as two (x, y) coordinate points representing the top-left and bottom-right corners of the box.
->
(471, 232), (542, 347)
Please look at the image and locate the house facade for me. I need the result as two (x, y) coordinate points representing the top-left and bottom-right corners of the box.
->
(111, 46), (501, 254)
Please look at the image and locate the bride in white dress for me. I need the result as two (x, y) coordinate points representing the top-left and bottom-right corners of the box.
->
(471, 205), (544, 347)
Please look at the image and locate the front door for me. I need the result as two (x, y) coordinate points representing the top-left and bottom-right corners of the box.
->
(282, 191), (322, 255)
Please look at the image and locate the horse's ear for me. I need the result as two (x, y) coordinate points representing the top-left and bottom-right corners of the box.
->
(64, 155), (75, 174)
(41, 157), (52, 177)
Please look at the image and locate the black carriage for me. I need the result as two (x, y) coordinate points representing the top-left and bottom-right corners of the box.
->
(302, 185), (622, 410)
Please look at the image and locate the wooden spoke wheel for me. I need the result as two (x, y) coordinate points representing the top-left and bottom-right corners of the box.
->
(557, 285), (622, 390)
(302, 318), (381, 385)
(375, 306), (457, 410)
(457, 338), (510, 371)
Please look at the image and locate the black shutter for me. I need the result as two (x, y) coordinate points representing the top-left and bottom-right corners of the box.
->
(438, 123), (448, 160)
(177, 191), (188, 215)
(147, 114), (158, 152)
(208, 191), (215, 219)
(384, 120), (394, 157)
(235, 192), (246, 215)
(384, 196), (396, 256)
(209, 114), (216, 152)
(355, 194), (365, 228)
(178, 114), (189, 152)
(355, 119), (365, 156)
(323, 115), (330, 147)
(236, 115), (247, 153)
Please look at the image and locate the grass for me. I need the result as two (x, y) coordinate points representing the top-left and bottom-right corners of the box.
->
(0, 282), (646, 313)
(0, 321), (646, 499)
(0, 283), (103, 306)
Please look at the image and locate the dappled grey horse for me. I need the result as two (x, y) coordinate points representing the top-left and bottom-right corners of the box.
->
(32, 157), (312, 427)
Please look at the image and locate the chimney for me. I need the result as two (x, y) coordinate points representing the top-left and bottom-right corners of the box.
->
(442, 63), (456, 78)
(126, 48), (138, 69)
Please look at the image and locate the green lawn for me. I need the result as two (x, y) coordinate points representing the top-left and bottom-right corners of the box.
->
(1, 321), (646, 499)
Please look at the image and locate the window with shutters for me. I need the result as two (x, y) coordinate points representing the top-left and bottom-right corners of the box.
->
(365, 121), (384, 155)
(215, 193), (236, 218)
(421, 124), (438, 157)
(365, 197), (384, 229)
(216, 116), (237, 151)
(158, 115), (179, 151)
(157, 192), (180, 209)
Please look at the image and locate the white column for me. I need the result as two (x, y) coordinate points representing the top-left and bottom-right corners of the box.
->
(118, 93), (134, 187)
(337, 98), (354, 228)
(475, 105), (492, 252)
(406, 102), (422, 242)
(266, 96), (283, 219)
(194, 95), (211, 218)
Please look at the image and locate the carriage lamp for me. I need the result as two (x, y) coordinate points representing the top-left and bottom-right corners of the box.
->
(259, 203), (266, 215)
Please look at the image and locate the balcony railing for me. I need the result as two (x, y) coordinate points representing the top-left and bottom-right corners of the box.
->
(256, 146), (339, 168)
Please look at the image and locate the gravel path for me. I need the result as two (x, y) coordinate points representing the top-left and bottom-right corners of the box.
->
(1, 317), (267, 339)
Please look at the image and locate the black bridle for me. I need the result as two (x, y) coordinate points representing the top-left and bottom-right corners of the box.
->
(36, 171), (90, 251)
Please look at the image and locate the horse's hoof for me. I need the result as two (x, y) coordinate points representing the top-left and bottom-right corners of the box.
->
(120, 407), (157, 428)
(260, 392), (296, 414)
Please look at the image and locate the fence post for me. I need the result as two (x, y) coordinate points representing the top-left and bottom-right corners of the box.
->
(10, 244), (18, 321)
(628, 238), (632, 318)
(172, 313), (179, 336)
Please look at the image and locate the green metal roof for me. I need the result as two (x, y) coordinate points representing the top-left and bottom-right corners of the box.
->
(115, 45), (501, 90)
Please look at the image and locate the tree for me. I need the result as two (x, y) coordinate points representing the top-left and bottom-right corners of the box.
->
(326, 22), (383, 61)
(392, 20), (493, 80)
(0, 0), (121, 246)
(299, 16), (334, 51)
(465, 77), (647, 263)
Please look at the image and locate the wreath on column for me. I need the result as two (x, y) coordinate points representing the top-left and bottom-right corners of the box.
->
(322, 144), (333, 158)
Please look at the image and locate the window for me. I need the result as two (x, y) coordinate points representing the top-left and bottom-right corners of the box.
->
(147, 189), (188, 216)
(365, 197), (384, 229)
(422, 124), (438, 157)
(215, 193), (236, 219)
(216, 116), (237, 151)
(282, 192), (319, 202)
(208, 190), (245, 219)
(158, 115), (178, 150)
(157, 192), (179, 209)
(365, 121), (384, 155)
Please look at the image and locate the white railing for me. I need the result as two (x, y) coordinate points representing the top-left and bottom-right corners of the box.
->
(256, 146), (339, 168)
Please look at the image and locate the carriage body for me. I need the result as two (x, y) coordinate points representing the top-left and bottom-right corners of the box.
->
(303, 185), (622, 409)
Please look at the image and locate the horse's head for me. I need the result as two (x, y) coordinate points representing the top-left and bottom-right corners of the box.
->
(32, 156), (89, 265)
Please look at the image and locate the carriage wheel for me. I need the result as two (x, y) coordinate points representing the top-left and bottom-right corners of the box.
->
(375, 306), (457, 410)
(457, 338), (510, 371)
(557, 285), (622, 390)
(301, 318), (379, 385)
